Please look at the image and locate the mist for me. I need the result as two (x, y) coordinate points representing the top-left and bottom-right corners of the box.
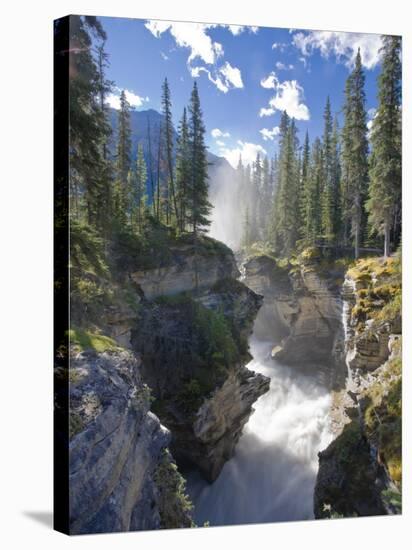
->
(207, 160), (244, 251)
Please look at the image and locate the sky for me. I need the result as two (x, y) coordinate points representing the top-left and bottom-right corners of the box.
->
(98, 16), (384, 168)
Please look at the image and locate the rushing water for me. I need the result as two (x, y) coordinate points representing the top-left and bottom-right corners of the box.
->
(187, 309), (333, 526)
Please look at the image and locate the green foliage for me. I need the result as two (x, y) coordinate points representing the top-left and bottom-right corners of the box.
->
(366, 36), (402, 257)
(68, 328), (118, 352)
(364, 377), (402, 485)
(153, 449), (194, 528)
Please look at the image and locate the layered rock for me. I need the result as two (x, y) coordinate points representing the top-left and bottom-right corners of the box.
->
(131, 286), (269, 482)
(130, 238), (239, 299)
(68, 348), (193, 534)
(314, 256), (402, 518)
(243, 253), (344, 365)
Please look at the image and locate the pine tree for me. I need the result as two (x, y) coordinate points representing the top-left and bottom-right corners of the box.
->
(242, 206), (252, 250)
(176, 108), (190, 232)
(366, 35), (402, 257)
(261, 156), (271, 240)
(161, 78), (178, 225)
(331, 116), (342, 244)
(341, 50), (369, 258)
(115, 90), (132, 224)
(299, 131), (311, 241)
(272, 113), (300, 256)
(68, 15), (111, 229)
(133, 143), (148, 232)
(251, 153), (262, 241)
(187, 82), (212, 235)
(302, 137), (322, 245)
(321, 96), (335, 244)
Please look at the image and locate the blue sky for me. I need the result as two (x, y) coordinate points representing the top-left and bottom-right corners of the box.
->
(98, 16), (383, 167)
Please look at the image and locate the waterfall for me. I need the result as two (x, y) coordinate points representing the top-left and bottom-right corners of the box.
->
(341, 276), (357, 392)
(186, 305), (334, 526)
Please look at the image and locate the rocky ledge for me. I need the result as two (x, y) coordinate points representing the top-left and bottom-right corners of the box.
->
(67, 348), (193, 534)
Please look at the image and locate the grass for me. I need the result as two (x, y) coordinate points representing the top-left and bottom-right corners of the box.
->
(68, 328), (118, 353)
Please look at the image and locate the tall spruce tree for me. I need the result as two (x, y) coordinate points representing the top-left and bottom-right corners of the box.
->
(115, 90), (132, 224)
(68, 15), (111, 229)
(341, 50), (369, 258)
(302, 137), (323, 245)
(331, 116), (342, 244)
(132, 143), (148, 232)
(187, 82), (211, 235)
(299, 131), (311, 242)
(272, 113), (300, 256)
(366, 35), (402, 257)
(176, 107), (190, 232)
(161, 78), (178, 225)
(321, 96), (335, 244)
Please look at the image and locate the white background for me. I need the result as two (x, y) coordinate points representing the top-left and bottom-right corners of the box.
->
(0, 0), (410, 548)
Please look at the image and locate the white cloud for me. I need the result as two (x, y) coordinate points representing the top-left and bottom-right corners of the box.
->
(367, 107), (378, 138)
(259, 107), (276, 117)
(106, 87), (149, 110)
(292, 30), (382, 69)
(145, 20), (223, 65)
(219, 62), (243, 89)
(218, 140), (267, 168)
(191, 62), (243, 93)
(215, 140), (225, 147)
(260, 71), (278, 89)
(260, 127), (280, 141)
(226, 25), (259, 35)
(145, 20), (245, 93)
(160, 51), (169, 60)
(275, 61), (294, 70)
(211, 128), (230, 138)
(259, 75), (310, 120)
(272, 42), (287, 51)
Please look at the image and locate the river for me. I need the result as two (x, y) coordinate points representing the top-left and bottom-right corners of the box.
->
(186, 305), (333, 526)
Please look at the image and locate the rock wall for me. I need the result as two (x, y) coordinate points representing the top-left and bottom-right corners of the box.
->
(314, 256), (402, 518)
(243, 253), (344, 366)
(131, 277), (269, 482)
(68, 349), (193, 534)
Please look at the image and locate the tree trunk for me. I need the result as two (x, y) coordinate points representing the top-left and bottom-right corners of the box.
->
(384, 222), (391, 258)
(354, 223), (360, 259)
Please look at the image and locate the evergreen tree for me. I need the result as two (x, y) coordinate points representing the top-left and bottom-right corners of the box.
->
(366, 35), (402, 257)
(272, 113), (300, 255)
(242, 206), (252, 249)
(331, 116), (342, 244)
(131, 143), (148, 232)
(115, 90), (132, 224)
(302, 138), (322, 245)
(187, 82), (212, 235)
(299, 131), (311, 241)
(321, 96), (335, 244)
(176, 108), (190, 232)
(261, 156), (271, 240)
(251, 153), (262, 241)
(161, 78), (178, 225)
(68, 15), (111, 229)
(341, 50), (369, 258)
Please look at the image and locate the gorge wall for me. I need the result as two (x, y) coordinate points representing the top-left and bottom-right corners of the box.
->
(67, 231), (269, 532)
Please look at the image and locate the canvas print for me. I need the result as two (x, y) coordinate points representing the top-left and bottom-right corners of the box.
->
(54, 15), (402, 535)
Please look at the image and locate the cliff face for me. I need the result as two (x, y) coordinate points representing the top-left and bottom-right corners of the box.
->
(69, 229), (268, 530)
(130, 243), (269, 482)
(68, 348), (192, 534)
(243, 251), (344, 367)
(314, 256), (402, 518)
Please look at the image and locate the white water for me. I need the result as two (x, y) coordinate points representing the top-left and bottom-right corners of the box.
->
(187, 327), (333, 526)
